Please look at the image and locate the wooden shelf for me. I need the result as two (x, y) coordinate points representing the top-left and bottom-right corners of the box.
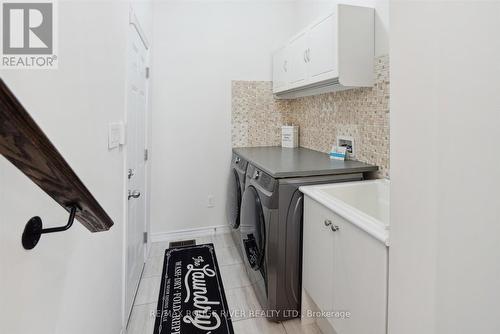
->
(0, 79), (114, 232)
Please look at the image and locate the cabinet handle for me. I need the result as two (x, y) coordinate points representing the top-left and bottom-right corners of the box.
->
(304, 50), (308, 63)
(283, 60), (287, 72)
(307, 48), (311, 62)
(331, 224), (340, 232)
(324, 219), (332, 227)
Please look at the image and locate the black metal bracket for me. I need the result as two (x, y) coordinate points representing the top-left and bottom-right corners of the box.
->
(22, 205), (80, 250)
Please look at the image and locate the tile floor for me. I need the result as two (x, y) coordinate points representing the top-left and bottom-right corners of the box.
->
(127, 232), (321, 334)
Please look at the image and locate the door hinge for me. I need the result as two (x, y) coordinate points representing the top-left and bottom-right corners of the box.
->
(143, 232), (148, 244)
(144, 149), (149, 161)
(145, 67), (150, 79)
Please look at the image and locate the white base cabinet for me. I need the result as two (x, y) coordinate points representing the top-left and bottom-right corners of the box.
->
(302, 196), (388, 334)
(272, 4), (374, 99)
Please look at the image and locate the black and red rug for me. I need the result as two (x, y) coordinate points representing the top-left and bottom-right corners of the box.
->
(153, 243), (234, 334)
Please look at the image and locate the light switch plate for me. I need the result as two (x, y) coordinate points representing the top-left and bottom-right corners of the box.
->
(207, 195), (215, 208)
(108, 122), (125, 149)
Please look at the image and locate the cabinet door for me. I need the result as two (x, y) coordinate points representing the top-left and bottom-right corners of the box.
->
(272, 46), (288, 93)
(302, 197), (334, 314)
(308, 13), (338, 82)
(331, 213), (387, 334)
(287, 31), (308, 87)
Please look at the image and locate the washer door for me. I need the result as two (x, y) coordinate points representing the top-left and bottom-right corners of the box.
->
(226, 168), (242, 229)
(240, 185), (266, 271)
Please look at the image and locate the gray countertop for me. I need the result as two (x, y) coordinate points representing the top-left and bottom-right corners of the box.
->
(233, 146), (378, 178)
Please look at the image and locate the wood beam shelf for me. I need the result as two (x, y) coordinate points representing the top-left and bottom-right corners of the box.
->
(0, 79), (114, 233)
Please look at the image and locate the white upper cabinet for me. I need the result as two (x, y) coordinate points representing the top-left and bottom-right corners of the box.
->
(308, 13), (338, 82)
(272, 46), (288, 92)
(272, 5), (374, 98)
(287, 31), (308, 87)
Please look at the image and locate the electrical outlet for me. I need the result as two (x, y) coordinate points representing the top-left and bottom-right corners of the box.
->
(207, 195), (215, 208)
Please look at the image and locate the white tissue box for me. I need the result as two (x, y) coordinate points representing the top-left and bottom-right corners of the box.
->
(282, 125), (299, 148)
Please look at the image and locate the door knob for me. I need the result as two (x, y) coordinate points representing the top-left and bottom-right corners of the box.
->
(128, 190), (141, 200)
(324, 219), (332, 227)
(331, 224), (340, 232)
(128, 169), (135, 179)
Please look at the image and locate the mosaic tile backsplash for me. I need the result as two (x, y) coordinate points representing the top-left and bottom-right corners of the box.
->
(232, 55), (390, 178)
(231, 81), (291, 147)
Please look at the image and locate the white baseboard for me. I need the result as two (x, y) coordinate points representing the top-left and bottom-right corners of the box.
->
(150, 225), (231, 243)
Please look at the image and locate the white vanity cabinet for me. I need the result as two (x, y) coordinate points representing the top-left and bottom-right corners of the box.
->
(302, 195), (335, 315)
(302, 196), (388, 334)
(272, 4), (374, 98)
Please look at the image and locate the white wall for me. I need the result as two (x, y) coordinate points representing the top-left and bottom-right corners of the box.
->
(0, 1), (151, 333)
(150, 1), (295, 234)
(389, 2), (500, 333)
(293, 0), (389, 56)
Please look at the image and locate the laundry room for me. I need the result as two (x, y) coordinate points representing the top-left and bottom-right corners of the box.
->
(1, 1), (500, 334)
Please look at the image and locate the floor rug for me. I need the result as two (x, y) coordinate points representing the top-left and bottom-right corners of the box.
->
(154, 243), (235, 334)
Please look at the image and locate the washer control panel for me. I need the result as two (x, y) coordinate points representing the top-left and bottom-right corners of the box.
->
(247, 164), (275, 192)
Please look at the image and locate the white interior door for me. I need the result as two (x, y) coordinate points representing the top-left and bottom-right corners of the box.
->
(125, 24), (148, 320)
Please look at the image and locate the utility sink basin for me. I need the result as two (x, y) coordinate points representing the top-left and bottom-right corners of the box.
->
(300, 179), (390, 245)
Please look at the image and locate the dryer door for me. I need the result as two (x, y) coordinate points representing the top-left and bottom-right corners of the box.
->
(285, 190), (304, 309)
(240, 185), (266, 270)
(226, 168), (242, 229)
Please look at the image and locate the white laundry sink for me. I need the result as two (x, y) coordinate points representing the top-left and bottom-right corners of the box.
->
(300, 179), (390, 245)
